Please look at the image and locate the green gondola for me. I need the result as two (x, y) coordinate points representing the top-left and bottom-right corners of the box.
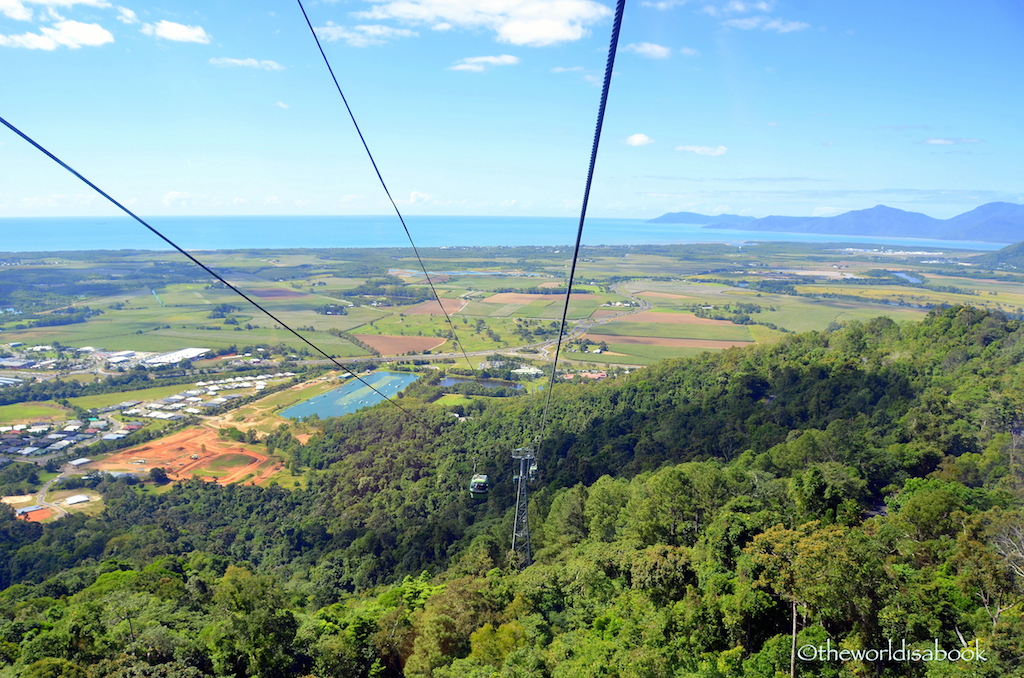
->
(469, 473), (490, 498)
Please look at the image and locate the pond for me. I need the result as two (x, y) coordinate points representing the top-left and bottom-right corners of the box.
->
(891, 271), (922, 283)
(440, 376), (524, 390)
(281, 372), (420, 420)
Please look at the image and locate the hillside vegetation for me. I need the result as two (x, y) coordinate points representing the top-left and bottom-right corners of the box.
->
(1, 306), (1023, 678)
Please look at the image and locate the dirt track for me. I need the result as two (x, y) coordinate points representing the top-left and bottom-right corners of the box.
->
(88, 427), (278, 486)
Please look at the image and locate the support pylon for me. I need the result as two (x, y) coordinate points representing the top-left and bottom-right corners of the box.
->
(510, 447), (535, 569)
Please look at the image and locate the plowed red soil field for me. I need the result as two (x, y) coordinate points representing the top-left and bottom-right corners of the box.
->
(354, 334), (447, 355)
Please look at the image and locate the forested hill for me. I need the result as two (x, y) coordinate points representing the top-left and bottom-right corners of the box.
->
(2, 306), (1024, 678)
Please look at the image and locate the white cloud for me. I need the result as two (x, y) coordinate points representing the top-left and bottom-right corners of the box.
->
(701, 1), (772, 16)
(115, 6), (136, 23)
(722, 16), (809, 32)
(676, 145), (728, 156)
(625, 42), (671, 59)
(406, 191), (431, 204)
(274, 101), (289, 109)
(640, 0), (688, 9)
(162, 191), (190, 206)
(551, 65), (583, 72)
(0, 0), (33, 21)
(765, 121), (777, 126)
(925, 137), (981, 145)
(680, 46), (699, 56)
(449, 54), (519, 72)
(0, 19), (113, 49)
(354, 0), (612, 47)
(315, 22), (416, 47)
(1, 0), (111, 22)
(140, 20), (210, 43)
(209, 57), (284, 71)
(625, 133), (654, 146)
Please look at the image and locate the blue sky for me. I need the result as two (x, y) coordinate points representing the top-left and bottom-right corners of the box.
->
(1, 0), (1023, 221)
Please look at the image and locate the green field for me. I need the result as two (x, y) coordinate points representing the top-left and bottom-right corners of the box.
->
(0, 402), (69, 424)
(435, 394), (493, 406)
(587, 321), (754, 341)
(569, 344), (717, 366)
(206, 453), (256, 471)
(67, 384), (199, 410)
(46, 489), (105, 517)
(2, 243), (1018, 381)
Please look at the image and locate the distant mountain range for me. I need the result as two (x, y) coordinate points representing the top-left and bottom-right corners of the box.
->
(647, 202), (1024, 242)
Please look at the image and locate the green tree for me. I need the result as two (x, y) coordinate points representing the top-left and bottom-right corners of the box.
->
(202, 566), (299, 678)
(20, 658), (86, 678)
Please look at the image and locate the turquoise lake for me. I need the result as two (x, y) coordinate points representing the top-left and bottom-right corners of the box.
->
(281, 372), (419, 420)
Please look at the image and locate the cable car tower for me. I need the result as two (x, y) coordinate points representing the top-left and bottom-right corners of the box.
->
(510, 447), (537, 569)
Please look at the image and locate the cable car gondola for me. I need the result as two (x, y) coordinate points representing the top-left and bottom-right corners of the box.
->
(469, 474), (490, 498)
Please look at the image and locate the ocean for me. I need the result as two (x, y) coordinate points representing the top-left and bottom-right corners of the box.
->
(0, 215), (1006, 252)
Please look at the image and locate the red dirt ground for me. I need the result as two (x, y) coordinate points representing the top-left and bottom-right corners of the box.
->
(23, 508), (54, 522)
(87, 427), (279, 486)
(354, 334), (447, 355)
(481, 292), (592, 304)
(249, 288), (307, 299)
(607, 311), (736, 325)
(583, 333), (754, 349)
(403, 298), (469, 315)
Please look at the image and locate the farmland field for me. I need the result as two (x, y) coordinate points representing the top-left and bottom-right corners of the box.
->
(0, 402), (68, 424)
(587, 321), (754, 342)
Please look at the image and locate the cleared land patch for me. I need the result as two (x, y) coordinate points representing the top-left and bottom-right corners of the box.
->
(23, 508), (54, 522)
(482, 292), (592, 304)
(638, 291), (693, 300)
(608, 311), (736, 326)
(403, 298), (469, 315)
(588, 321), (753, 342)
(0, 402), (68, 424)
(354, 334), (447, 355)
(249, 288), (308, 299)
(583, 334), (753, 349)
(87, 427), (277, 486)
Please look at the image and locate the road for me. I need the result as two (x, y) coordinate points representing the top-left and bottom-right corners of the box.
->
(35, 472), (68, 518)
